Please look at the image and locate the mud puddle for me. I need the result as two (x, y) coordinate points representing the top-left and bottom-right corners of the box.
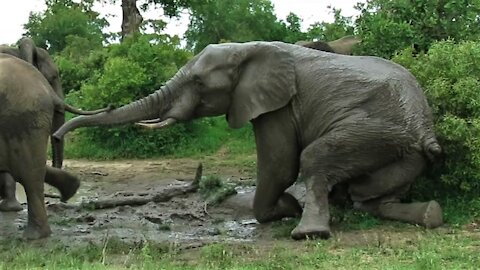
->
(0, 158), (266, 248)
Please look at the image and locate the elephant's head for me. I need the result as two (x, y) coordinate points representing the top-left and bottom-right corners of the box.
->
(54, 42), (297, 138)
(18, 37), (64, 98)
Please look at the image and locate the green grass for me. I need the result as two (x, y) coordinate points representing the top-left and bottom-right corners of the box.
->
(63, 117), (256, 160)
(1, 228), (479, 269)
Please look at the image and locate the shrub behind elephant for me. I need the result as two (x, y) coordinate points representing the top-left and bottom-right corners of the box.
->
(54, 41), (443, 240)
(0, 54), (81, 239)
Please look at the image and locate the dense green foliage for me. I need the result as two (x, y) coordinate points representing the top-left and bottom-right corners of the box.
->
(185, 0), (287, 52)
(394, 41), (480, 196)
(355, 0), (480, 58)
(24, 0), (107, 54)
(305, 8), (355, 42)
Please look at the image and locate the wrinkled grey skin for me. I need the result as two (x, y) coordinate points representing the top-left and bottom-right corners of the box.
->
(296, 35), (361, 55)
(54, 41), (443, 240)
(0, 54), (80, 239)
(0, 37), (111, 169)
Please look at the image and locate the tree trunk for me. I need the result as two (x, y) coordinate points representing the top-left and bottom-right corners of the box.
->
(121, 0), (143, 41)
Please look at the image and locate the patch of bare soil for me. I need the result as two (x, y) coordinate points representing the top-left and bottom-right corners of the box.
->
(0, 157), (473, 252)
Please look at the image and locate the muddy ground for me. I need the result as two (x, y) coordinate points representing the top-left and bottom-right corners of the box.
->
(0, 157), (476, 250)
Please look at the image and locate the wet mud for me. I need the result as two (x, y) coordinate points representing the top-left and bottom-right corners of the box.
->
(0, 159), (269, 248)
(0, 158), (469, 249)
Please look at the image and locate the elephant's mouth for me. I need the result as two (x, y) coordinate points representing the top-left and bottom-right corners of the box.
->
(135, 117), (177, 129)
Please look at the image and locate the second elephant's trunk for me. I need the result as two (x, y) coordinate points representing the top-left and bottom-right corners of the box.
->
(53, 85), (173, 140)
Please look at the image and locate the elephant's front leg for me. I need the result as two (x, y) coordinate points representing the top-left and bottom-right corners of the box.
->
(0, 172), (23, 212)
(251, 110), (302, 223)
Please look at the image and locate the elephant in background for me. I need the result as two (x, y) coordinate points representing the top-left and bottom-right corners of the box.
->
(0, 38), (111, 214)
(0, 54), (82, 239)
(0, 37), (111, 169)
(54, 41), (443, 240)
(296, 35), (361, 55)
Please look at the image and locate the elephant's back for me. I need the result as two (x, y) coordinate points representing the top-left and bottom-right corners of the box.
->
(0, 53), (54, 110)
(0, 54), (54, 139)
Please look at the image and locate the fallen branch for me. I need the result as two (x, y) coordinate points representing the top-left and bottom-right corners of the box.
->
(45, 193), (61, 199)
(79, 163), (202, 210)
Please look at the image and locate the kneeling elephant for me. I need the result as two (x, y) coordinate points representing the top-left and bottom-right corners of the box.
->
(54, 41), (443, 240)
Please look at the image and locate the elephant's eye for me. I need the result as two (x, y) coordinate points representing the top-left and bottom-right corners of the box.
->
(194, 75), (204, 88)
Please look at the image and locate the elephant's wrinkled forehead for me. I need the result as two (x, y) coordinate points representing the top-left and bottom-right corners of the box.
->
(193, 44), (236, 72)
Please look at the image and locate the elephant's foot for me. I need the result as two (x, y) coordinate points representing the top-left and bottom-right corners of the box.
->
(58, 178), (80, 202)
(0, 199), (23, 212)
(417, 200), (443, 228)
(291, 213), (331, 240)
(356, 200), (443, 229)
(254, 193), (302, 223)
(23, 222), (52, 240)
(45, 168), (80, 202)
(291, 225), (331, 240)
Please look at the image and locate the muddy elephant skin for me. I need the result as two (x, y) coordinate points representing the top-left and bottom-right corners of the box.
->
(0, 38), (111, 168)
(0, 54), (80, 239)
(54, 41), (443, 240)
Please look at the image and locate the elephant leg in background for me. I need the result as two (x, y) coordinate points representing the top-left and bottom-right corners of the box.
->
(51, 110), (65, 168)
(44, 166), (80, 202)
(291, 120), (408, 240)
(351, 152), (443, 228)
(0, 172), (23, 212)
(251, 110), (303, 223)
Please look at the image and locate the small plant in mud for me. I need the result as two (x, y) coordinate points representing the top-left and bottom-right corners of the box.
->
(157, 224), (171, 231)
(330, 206), (384, 230)
(199, 175), (237, 205)
(270, 218), (300, 239)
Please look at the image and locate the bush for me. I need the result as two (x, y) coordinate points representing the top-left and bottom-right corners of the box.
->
(393, 40), (480, 197)
(62, 34), (256, 159)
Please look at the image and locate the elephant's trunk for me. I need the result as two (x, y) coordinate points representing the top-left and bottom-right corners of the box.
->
(53, 84), (173, 140)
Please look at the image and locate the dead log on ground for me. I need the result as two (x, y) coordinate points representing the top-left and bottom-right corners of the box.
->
(79, 163), (202, 210)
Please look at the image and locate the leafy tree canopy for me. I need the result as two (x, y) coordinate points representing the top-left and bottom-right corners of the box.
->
(24, 0), (108, 54)
(185, 0), (287, 52)
(355, 0), (480, 58)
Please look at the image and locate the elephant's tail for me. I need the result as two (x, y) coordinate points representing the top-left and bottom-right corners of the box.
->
(423, 137), (442, 162)
(51, 93), (114, 115)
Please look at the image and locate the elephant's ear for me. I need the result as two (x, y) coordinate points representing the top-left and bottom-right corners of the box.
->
(227, 42), (297, 129)
(18, 37), (38, 66)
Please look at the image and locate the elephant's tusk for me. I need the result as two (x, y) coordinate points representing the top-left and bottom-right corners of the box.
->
(135, 118), (177, 129)
(138, 118), (163, 124)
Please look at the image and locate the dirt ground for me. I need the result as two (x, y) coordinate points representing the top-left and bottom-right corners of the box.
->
(0, 157), (474, 250)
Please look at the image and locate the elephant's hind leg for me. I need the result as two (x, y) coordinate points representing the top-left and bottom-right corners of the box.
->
(44, 166), (80, 202)
(291, 121), (411, 240)
(20, 166), (51, 240)
(351, 152), (443, 228)
(0, 172), (23, 212)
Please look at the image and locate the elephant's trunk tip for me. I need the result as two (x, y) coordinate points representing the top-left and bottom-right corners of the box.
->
(52, 131), (63, 142)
